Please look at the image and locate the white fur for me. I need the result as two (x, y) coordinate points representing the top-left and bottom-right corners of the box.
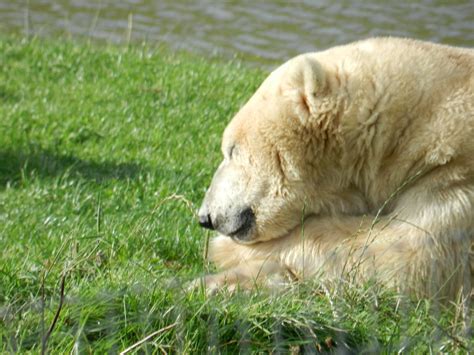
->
(196, 38), (474, 301)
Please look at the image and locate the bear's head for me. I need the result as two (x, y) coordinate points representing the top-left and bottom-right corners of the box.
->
(198, 55), (357, 244)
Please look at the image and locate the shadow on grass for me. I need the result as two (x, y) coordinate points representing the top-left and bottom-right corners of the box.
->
(0, 148), (142, 187)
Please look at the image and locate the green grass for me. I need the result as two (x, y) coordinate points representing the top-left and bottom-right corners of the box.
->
(0, 37), (472, 353)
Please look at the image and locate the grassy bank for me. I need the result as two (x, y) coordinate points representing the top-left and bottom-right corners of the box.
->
(0, 37), (471, 353)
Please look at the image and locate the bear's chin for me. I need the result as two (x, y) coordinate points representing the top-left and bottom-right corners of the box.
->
(225, 225), (262, 244)
(229, 235), (259, 245)
(228, 228), (259, 244)
(228, 225), (295, 245)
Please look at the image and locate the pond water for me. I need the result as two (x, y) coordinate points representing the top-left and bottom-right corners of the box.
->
(1, 1), (473, 66)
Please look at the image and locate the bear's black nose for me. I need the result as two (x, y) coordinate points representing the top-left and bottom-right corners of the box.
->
(198, 213), (214, 230)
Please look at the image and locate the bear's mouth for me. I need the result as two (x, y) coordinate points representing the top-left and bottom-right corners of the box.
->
(227, 220), (255, 243)
(226, 208), (256, 243)
(227, 207), (255, 237)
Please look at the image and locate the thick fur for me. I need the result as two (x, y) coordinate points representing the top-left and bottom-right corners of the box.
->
(197, 38), (474, 301)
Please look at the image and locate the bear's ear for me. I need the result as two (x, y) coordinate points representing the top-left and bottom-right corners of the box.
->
(281, 55), (325, 123)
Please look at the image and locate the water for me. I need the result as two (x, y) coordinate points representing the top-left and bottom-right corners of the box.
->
(1, 1), (473, 66)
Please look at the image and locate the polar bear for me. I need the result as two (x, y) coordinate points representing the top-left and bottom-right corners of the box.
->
(196, 37), (474, 300)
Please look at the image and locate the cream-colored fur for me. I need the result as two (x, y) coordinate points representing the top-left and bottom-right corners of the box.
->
(196, 38), (474, 301)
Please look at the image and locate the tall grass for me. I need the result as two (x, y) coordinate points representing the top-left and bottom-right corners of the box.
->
(0, 37), (471, 353)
